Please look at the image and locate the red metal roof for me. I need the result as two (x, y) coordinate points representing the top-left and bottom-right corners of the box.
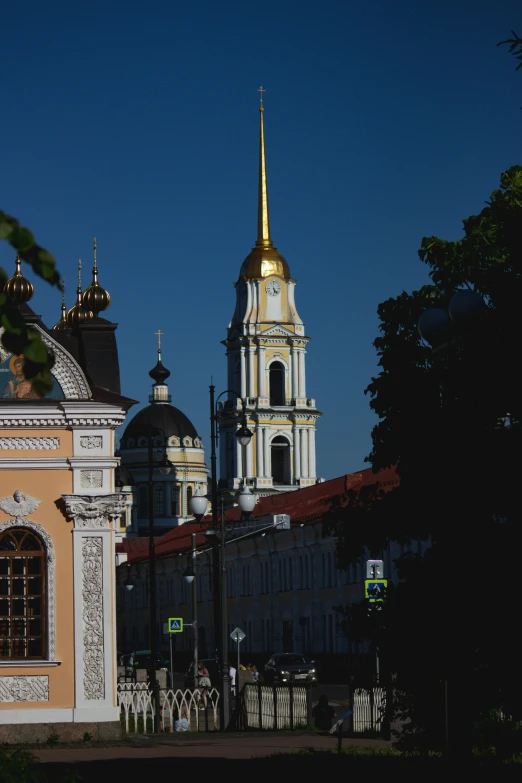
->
(121, 465), (398, 564)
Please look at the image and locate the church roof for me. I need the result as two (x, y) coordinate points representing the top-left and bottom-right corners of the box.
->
(121, 402), (199, 445)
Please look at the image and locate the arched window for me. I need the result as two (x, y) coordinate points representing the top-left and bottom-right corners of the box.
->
(171, 485), (180, 516)
(138, 486), (148, 517)
(186, 486), (193, 513)
(0, 529), (46, 660)
(154, 485), (165, 516)
(271, 436), (290, 485)
(269, 361), (285, 406)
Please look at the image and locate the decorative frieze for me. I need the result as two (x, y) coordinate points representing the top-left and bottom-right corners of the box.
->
(0, 675), (49, 702)
(0, 437), (60, 450)
(62, 494), (127, 529)
(80, 436), (103, 449)
(80, 470), (103, 489)
(82, 537), (104, 700)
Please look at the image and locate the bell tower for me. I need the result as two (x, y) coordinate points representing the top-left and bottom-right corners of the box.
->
(219, 91), (321, 494)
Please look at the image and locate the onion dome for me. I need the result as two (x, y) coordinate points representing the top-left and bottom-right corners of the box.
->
(66, 259), (95, 329)
(82, 238), (111, 315)
(239, 96), (291, 280)
(3, 255), (34, 303)
(53, 279), (70, 331)
(149, 331), (171, 402)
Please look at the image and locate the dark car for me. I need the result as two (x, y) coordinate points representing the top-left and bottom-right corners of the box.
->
(184, 658), (218, 689)
(264, 653), (318, 685)
(125, 650), (169, 678)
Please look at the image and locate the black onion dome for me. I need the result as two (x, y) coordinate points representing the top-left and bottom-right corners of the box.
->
(149, 358), (171, 385)
(122, 403), (199, 445)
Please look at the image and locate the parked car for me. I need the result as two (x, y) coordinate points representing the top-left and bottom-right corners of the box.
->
(263, 654), (318, 685)
(125, 650), (169, 678)
(184, 658), (218, 689)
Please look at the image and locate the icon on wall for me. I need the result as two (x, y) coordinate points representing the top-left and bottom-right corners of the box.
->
(0, 355), (64, 400)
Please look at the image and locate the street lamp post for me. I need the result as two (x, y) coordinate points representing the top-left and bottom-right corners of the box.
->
(182, 533), (198, 691)
(146, 427), (173, 733)
(190, 385), (252, 731)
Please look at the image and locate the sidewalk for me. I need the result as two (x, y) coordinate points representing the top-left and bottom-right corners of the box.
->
(34, 732), (391, 764)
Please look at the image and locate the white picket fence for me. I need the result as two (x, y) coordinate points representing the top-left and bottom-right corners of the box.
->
(117, 682), (220, 733)
(353, 687), (386, 732)
(241, 684), (308, 729)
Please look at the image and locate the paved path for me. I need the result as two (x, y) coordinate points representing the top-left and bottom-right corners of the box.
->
(34, 732), (390, 764)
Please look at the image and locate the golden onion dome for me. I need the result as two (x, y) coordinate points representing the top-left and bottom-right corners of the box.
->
(239, 96), (291, 281)
(53, 279), (70, 331)
(66, 259), (94, 329)
(82, 238), (111, 314)
(240, 244), (291, 280)
(4, 255), (34, 303)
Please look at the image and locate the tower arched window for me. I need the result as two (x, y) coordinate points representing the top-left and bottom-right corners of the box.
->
(0, 529), (46, 660)
(171, 485), (180, 516)
(186, 486), (193, 514)
(138, 486), (148, 517)
(269, 361), (285, 406)
(271, 436), (290, 485)
(155, 484), (165, 517)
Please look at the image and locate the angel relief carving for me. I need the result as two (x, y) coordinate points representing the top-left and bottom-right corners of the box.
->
(0, 490), (42, 518)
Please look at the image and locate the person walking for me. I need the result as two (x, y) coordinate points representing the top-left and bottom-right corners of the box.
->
(228, 663), (237, 697)
(197, 662), (211, 709)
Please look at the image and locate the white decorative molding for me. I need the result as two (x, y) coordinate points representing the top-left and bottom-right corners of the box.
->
(82, 537), (104, 700)
(80, 436), (103, 449)
(0, 491), (42, 517)
(0, 675), (49, 702)
(0, 519), (56, 661)
(0, 437), (60, 450)
(261, 324), (296, 337)
(62, 494), (127, 530)
(80, 470), (103, 489)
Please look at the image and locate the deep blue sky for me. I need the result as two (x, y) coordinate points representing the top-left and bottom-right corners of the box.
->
(1, 1), (520, 479)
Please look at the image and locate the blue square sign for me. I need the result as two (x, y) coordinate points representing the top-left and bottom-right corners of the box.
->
(168, 618), (183, 633)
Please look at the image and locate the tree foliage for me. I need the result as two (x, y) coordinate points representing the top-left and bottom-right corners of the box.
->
(324, 167), (522, 754)
(0, 211), (61, 395)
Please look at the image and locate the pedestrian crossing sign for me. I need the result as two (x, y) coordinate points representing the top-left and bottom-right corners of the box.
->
(168, 618), (183, 633)
(365, 579), (387, 602)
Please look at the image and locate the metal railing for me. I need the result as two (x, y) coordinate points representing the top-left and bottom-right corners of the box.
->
(117, 682), (220, 733)
(353, 687), (386, 733)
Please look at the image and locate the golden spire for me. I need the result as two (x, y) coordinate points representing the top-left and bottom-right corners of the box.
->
(155, 329), (164, 361)
(66, 259), (95, 328)
(239, 89), (291, 280)
(53, 277), (69, 330)
(256, 85), (271, 249)
(83, 237), (111, 315)
(4, 253), (34, 303)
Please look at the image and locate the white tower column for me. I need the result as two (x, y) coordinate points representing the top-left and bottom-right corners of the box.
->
(245, 436), (253, 478)
(236, 438), (244, 479)
(256, 424), (264, 476)
(291, 345), (299, 399)
(298, 350), (306, 399)
(308, 427), (316, 478)
(263, 427), (270, 477)
(248, 346), (255, 397)
(258, 346), (265, 397)
(300, 428), (308, 478)
(293, 426), (301, 478)
(240, 347), (247, 398)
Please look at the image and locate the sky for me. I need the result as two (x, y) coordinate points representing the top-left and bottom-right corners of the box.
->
(1, 0), (520, 480)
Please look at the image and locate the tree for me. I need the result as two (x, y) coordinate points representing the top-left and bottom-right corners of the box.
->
(324, 167), (522, 755)
(498, 30), (522, 70)
(0, 211), (60, 395)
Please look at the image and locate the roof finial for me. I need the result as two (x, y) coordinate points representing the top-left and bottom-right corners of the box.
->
(256, 86), (272, 249)
(93, 237), (97, 271)
(77, 258), (82, 291)
(155, 328), (164, 360)
(83, 238), (111, 314)
(53, 277), (69, 330)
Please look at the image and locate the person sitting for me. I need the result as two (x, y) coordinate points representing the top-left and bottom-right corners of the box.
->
(312, 694), (336, 731)
(174, 702), (189, 732)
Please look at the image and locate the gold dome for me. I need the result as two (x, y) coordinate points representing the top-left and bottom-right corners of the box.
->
(82, 238), (111, 314)
(240, 245), (291, 279)
(66, 259), (94, 329)
(4, 255), (34, 303)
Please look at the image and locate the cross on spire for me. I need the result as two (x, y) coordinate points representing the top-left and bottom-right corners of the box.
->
(257, 85), (266, 106)
(155, 329), (164, 352)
